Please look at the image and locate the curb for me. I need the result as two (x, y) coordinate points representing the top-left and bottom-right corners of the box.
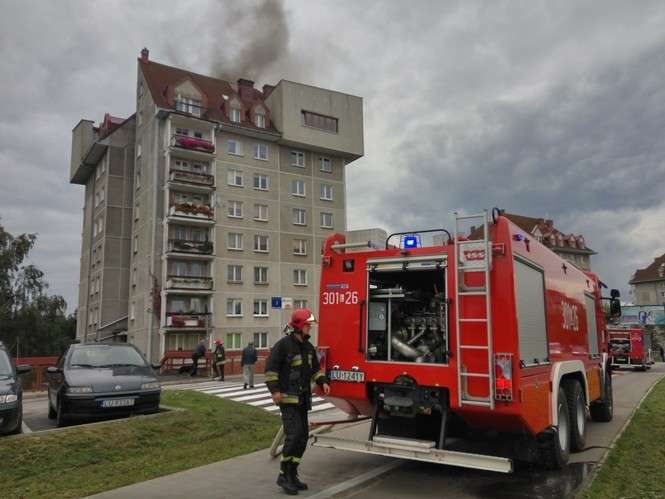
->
(306, 461), (403, 499)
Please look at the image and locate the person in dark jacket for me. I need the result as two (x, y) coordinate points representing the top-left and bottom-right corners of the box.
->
(265, 309), (330, 495)
(241, 341), (258, 389)
(213, 339), (226, 381)
(190, 339), (207, 377)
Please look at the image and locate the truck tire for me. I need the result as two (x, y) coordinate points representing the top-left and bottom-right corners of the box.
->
(538, 386), (570, 469)
(563, 379), (586, 452)
(590, 370), (613, 422)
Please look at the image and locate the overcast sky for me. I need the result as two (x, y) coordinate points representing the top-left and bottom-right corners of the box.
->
(1, 0), (665, 311)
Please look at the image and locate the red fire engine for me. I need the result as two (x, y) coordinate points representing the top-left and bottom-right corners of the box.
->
(312, 210), (616, 473)
(608, 325), (652, 371)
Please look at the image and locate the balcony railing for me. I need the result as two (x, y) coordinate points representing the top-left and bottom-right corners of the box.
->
(167, 239), (213, 254)
(166, 275), (213, 290)
(169, 203), (214, 220)
(169, 169), (214, 186)
(165, 312), (210, 329)
(174, 100), (208, 119)
(170, 134), (215, 154)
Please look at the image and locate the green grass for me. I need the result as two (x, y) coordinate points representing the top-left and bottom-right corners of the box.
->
(580, 377), (665, 499)
(0, 391), (280, 499)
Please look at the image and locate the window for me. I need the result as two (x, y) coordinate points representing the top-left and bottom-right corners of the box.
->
(293, 208), (306, 226)
(175, 127), (189, 136)
(133, 234), (138, 253)
(130, 302), (136, 320)
(227, 265), (243, 283)
(255, 113), (266, 128)
(294, 299), (307, 309)
(291, 179), (306, 197)
(134, 203), (140, 221)
(293, 239), (307, 256)
(95, 166), (101, 180)
(94, 191), (100, 207)
(293, 269), (308, 286)
(254, 266), (269, 285)
(254, 203), (268, 221)
(136, 143), (142, 158)
(253, 332), (268, 349)
(320, 184), (333, 201)
(132, 267), (137, 287)
(227, 139), (242, 156)
(253, 300), (269, 317)
(227, 169), (243, 187)
(253, 143), (268, 160)
(226, 299), (243, 317)
(253, 174), (269, 190)
(320, 212), (333, 228)
(176, 96), (201, 117)
(226, 333), (242, 349)
(301, 110), (338, 133)
(254, 234), (269, 253)
(230, 107), (241, 123)
(291, 151), (305, 167)
(137, 111), (143, 127)
(227, 232), (243, 251)
(227, 200), (243, 218)
(135, 166), (141, 190)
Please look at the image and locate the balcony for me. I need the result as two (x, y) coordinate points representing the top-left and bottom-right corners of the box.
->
(168, 203), (215, 224)
(170, 134), (215, 155)
(166, 275), (213, 291)
(174, 100), (208, 119)
(165, 312), (210, 329)
(167, 239), (213, 255)
(169, 168), (214, 187)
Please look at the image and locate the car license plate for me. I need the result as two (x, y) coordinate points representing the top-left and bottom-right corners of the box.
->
(100, 398), (135, 408)
(328, 369), (365, 382)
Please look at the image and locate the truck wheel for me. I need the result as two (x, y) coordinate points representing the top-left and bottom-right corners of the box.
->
(563, 380), (586, 452)
(590, 370), (613, 422)
(56, 397), (69, 428)
(538, 386), (570, 469)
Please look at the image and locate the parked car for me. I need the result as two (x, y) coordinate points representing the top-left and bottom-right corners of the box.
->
(0, 342), (32, 435)
(47, 343), (162, 427)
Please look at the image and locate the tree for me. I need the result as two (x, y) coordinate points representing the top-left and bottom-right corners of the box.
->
(0, 219), (75, 357)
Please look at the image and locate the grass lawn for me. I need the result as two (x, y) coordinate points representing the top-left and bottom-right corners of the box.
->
(580, 376), (665, 499)
(0, 390), (280, 499)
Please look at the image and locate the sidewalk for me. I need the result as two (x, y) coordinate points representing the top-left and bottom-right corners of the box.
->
(86, 421), (391, 499)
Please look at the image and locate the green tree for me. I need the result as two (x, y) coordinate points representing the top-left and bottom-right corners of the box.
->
(0, 219), (75, 356)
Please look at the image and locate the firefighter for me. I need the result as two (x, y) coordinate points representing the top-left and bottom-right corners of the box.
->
(265, 308), (330, 495)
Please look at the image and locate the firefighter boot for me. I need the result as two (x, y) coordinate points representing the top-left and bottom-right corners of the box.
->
(277, 461), (298, 495)
(290, 463), (308, 491)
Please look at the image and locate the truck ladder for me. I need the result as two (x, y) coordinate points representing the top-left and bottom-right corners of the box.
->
(454, 210), (495, 409)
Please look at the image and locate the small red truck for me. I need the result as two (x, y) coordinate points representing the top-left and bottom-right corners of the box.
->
(608, 325), (652, 371)
(312, 210), (616, 473)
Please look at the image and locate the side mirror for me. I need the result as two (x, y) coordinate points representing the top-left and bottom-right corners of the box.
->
(16, 365), (32, 375)
(46, 366), (61, 374)
(151, 363), (162, 370)
(610, 289), (621, 299)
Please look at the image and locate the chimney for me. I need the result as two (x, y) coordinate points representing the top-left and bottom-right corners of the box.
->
(237, 78), (254, 100)
(262, 84), (275, 97)
(141, 47), (149, 62)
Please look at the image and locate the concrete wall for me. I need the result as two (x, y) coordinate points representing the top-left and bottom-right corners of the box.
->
(632, 281), (665, 305)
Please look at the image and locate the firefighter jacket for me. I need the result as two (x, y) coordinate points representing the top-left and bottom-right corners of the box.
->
(265, 333), (328, 406)
(213, 345), (225, 363)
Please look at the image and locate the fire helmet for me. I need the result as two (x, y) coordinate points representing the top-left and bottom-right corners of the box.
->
(214, 338), (222, 345)
(288, 308), (317, 330)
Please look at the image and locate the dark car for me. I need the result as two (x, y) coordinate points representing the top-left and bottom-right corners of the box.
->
(0, 342), (32, 435)
(47, 343), (161, 427)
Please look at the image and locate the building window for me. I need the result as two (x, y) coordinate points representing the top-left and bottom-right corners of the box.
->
(226, 332), (242, 349)
(253, 332), (268, 349)
(135, 166), (141, 190)
(253, 143), (268, 160)
(230, 107), (241, 123)
(301, 110), (338, 133)
(294, 299), (307, 309)
(293, 208), (306, 226)
(130, 302), (136, 320)
(291, 179), (306, 197)
(227, 200), (243, 218)
(226, 299), (243, 317)
(134, 203), (140, 221)
(293, 239), (307, 256)
(254, 266), (269, 284)
(227, 232), (243, 251)
(253, 174), (269, 190)
(227, 139), (243, 156)
(255, 113), (266, 128)
(227, 169), (244, 187)
(137, 111), (143, 127)
(320, 184), (333, 201)
(175, 96), (201, 117)
(293, 269), (308, 286)
(320, 212), (333, 228)
(254, 204), (268, 221)
(253, 300), (269, 317)
(136, 143), (142, 158)
(254, 234), (269, 253)
(132, 268), (137, 287)
(291, 151), (305, 167)
(227, 265), (243, 283)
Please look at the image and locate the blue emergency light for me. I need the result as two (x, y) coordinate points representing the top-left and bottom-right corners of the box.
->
(403, 235), (420, 249)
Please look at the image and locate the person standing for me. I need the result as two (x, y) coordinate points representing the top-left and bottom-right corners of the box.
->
(265, 309), (330, 495)
(213, 339), (226, 381)
(190, 339), (207, 377)
(241, 341), (258, 389)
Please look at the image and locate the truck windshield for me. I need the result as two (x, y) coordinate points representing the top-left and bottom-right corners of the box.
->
(69, 346), (148, 368)
(0, 351), (13, 376)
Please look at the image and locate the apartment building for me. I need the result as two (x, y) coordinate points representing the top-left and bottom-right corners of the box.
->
(70, 49), (363, 361)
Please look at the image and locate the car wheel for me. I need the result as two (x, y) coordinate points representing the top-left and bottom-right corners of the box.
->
(10, 410), (23, 435)
(56, 397), (69, 428)
(48, 400), (57, 419)
(563, 379), (586, 452)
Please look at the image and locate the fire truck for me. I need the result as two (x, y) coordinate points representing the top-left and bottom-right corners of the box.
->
(608, 325), (652, 371)
(312, 210), (616, 473)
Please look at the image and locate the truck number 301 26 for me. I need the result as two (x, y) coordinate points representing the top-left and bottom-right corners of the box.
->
(322, 291), (359, 305)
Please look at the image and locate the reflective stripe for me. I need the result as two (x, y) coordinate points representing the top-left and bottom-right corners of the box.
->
(265, 370), (279, 382)
(292, 456), (301, 463)
(311, 371), (325, 382)
(281, 455), (295, 463)
(281, 395), (300, 404)
(290, 359), (302, 367)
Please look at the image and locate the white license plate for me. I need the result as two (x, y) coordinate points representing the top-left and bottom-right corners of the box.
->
(100, 398), (135, 408)
(329, 370), (365, 382)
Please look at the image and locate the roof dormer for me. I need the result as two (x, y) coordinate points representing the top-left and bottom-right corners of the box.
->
(170, 78), (205, 117)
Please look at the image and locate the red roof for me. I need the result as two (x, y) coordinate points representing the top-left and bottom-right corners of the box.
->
(630, 253), (665, 284)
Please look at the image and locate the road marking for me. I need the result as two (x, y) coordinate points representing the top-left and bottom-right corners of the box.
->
(21, 421), (32, 434)
(307, 461), (403, 499)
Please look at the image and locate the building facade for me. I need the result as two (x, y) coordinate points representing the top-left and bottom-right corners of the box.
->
(70, 49), (363, 361)
(629, 253), (665, 305)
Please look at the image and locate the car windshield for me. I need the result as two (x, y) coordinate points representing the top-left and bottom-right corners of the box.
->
(0, 351), (13, 376)
(69, 345), (147, 368)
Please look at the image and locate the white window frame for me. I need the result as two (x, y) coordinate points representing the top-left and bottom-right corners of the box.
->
(227, 200), (243, 218)
(293, 269), (308, 286)
(226, 332), (242, 350)
(227, 232), (243, 251)
(320, 212), (333, 229)
(294, 299), (308, 309)
(227, 169), (244, 187)
(253, 299), (269, 317)
(253, 203), (269, 222)
(293, 208), (306, 226)
(254, 143), (268, 161)
(254, 266), (269, 285)
(227, 264), (243, 283)
(292, 179), (306, 197)
(320, 156), (332, 173)
(253, 174), (269, 191)
(291, 150), (305, 167)
(253, 332), (268, 349)
(293, 239), (307, 256)
(230, 107), (241, 123)
(320, 184), (333, 201)
(226, 298), (243, 317)
(254, 234), (269, 253)
(227, 139), (243, 156)
(255, 113), (266, 128)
